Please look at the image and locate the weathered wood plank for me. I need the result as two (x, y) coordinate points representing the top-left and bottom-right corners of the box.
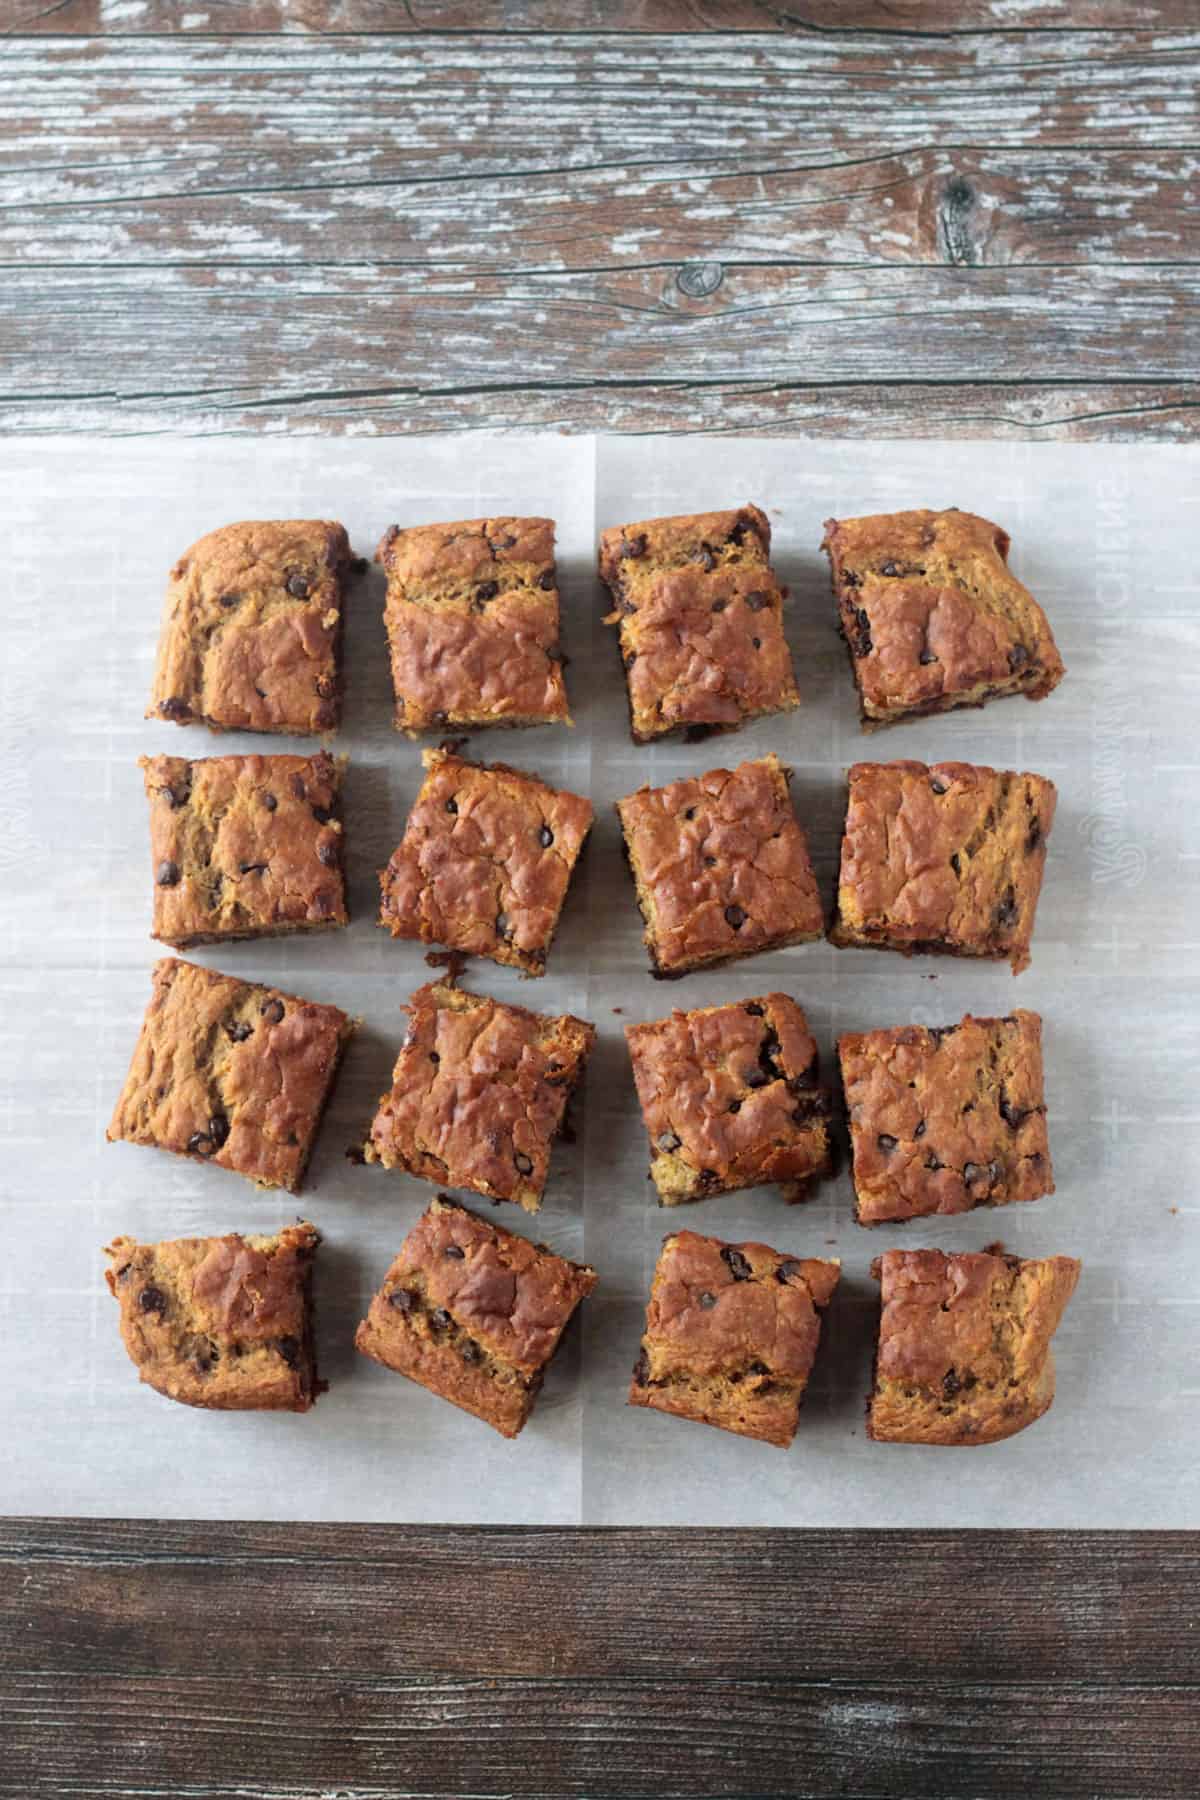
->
(2, 1669), (1196, 1799)
(5, 1), (1196, 36)
(4, 1524), (1197, 1685)
(6, 149), (1195, 269)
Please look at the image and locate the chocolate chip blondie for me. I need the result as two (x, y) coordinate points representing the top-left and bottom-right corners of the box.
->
(362, 981), (595, 1212)
(147, 519), (357, 735)
(378, 515), (571, 735)
(356, 1197), (596, 1438)
(616, 754), (824, 976)
(107, 958), (355, 1192)
(105, 1221), (322, 1412)
(822, 507), (1065, 729)
(839, 1010), (1053, 1225)
(867, 1248), (1081, 1445)
(141, 749), (347, 948)
(629, 1229), (840, 1447)
(830, 760), (1057, 974)
(626, 994), (832, 1205)
(598, 504), (799, 742)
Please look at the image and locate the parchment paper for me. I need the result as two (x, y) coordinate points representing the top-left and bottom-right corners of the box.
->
(1, 434), (1196, 1526)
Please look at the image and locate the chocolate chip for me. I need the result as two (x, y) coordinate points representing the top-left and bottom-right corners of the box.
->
(751, 636), (762, 650)
(156, 859), (180, 887)
(880, 560), (903, 577)
(745, 1003), (764, 1016)
(138, 1285), (167, 1316)
(711, 598), (728, 613)
(943, 1368), (963, 1399)
(192, 1342), (218, 1374)
(724, 905), (747, 929)
(999, 1094), (1028, 1130)
(539, 568), (556, 590)
(745, 1068), (769, 1090)
(746, 591), (768, 611)
(430, 1308), (452, 1332)
(496, 912), (512, 940)
(238, 861), (267, 876)
(475, 580), (499, 604)
(514, 1151), (534, 1175)
(620, 533), (647, 560)
(317, 840), (339, 867)
(914, 1119), (926, 1139)
(728, 1099), (742, 1114)
(429, 1050), (440, 1066)
(919, 648), (938, 665)
(187, 1131), (214, 1155)
(694, 544), (715, 571)
(207, 1113), (230, 1148)
(776, 1261), (803, 1284)
(841, 569), (861, 589)
(263, 792), (277, 812)
(926, 1154), (943, 1171)
(850, 606), (873, 658)
(159, 696), (190, 721)
(657, 1131), (681, 1152)
(633, 1349), (650, 1386)
(727, 521), (747, 547)
(311, 805), (333, 824)
(1027, 819), (1042, 852)
(460, 1340), (482, 1364)
(218, 592), (240, 608)
(261, 998), (285, 1024)
(950, 853), (962, 876)
(539, 824), (554, 848)
(276, 1336), (301, 1368)
(698, 1291), (717, 1309)
(877, 1133), (898, 1152)
(930, 777), (948, 795)
(1008, 644), (1030, 671)
(432, 710), (448, 726)
(490, 533), (516, 552)
(444, 1245), (465, 1260)
(684, 807), (696, 820)
(226, 1020), (252, 1043)
(286, 572), (310, 598)
(722, 1247), (753, 1282)
(963, 1161), (998, 1189)
(995, 888), (1019, 929)
(624, 651), (637, 668)
(389, 1287), (415, 1314)
(161, 784), (187, 810)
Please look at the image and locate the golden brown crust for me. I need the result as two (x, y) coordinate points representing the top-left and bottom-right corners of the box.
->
(104, 1222), (321, 1412)
(355, 1198), (596, 1438)
(363, 982), (595, 1212)
(822, 508), (1065, 728)
(867, 1248), (1080, 1445)
(141, 750), (347, 948)
(378, 515), (571, 734)
(598, 504), (799, 742)
(629, 1229), (839, 1447)
(616, 754), (824, 976)
(830, 760), (1057, 974)
(378, 749), (593, 976)
(147, 519), (355, 735)
(839, 1010), (1053, 1225)
(107, 958), (355, 1193)
(626, 993), (831, 1205)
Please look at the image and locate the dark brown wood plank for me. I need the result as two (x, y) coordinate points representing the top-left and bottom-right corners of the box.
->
(5, 1524), (1198, 1685)
(5, 1), (1195, 35)
(6, 148), (1196, 270)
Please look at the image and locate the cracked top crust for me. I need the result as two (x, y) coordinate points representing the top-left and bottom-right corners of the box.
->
(359, 1198), (596, 1382)
(104, 1222), (321, 1412)
(141, 750), (347, 948)
(378, 515), (571, 735)
(629, 1230), (840, 1446)
(616, 754), (824, 974)
(822, 508), (1065, 727)
(148, 519), (355, 735)
(363, 982), (595, 1211)
(868, 1249), (1080, 1445)
(838, 1010), (1053, 1225)
(378, 749), (593, 975)
(107, 958), (354, 1192)
(626, 993), (832, 1203)
(598, 504), (799, 742)
(831, 760), (1057, 974)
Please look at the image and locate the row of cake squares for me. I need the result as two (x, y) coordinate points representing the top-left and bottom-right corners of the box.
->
(138, 747), (1057, 978)
(145, 505), (1064, 742)
(104, 1201), (1080, 1449)
(107, 958), (1054, 1231)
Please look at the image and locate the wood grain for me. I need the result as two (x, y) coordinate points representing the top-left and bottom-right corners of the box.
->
(3, 1523), (1197, 1799)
